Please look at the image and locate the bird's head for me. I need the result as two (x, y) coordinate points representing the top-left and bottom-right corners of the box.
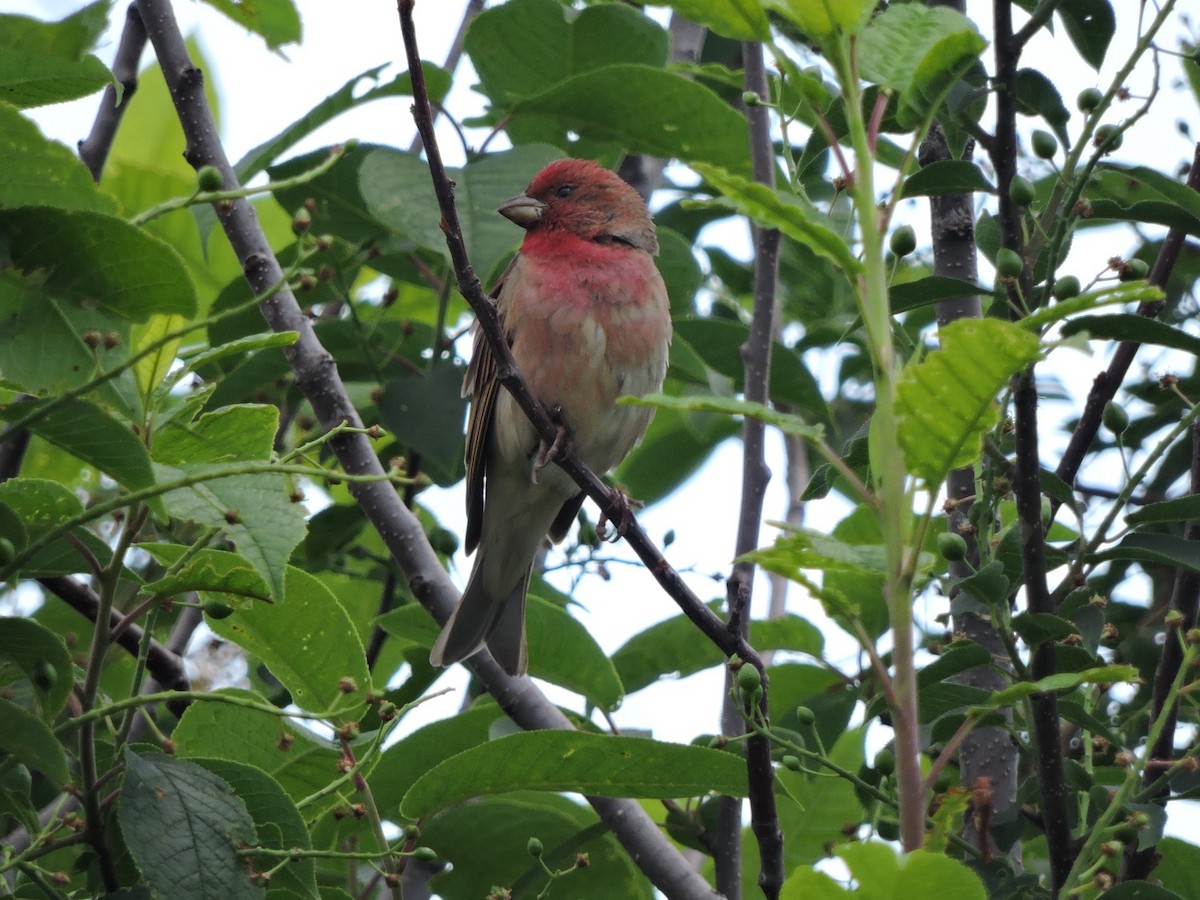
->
(498, 159), (658, 255)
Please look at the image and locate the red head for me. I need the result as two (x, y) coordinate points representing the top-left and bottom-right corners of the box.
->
(498, 159), (658, 254)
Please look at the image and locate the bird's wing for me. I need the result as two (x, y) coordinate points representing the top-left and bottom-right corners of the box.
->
(462, 256), (520, 556)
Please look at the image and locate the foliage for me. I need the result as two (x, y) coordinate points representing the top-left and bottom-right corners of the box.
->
(1, 1), (1199, 899)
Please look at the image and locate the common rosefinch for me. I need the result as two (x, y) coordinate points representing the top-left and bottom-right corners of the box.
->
(429, 159), (672, 676)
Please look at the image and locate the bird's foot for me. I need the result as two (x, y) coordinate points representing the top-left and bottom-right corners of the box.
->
(597, 488), (643, 542)
(531, 406), (572, 485)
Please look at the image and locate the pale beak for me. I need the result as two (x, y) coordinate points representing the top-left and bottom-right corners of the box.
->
(498, 194), (546, 229)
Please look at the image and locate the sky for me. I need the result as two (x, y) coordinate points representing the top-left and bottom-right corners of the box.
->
(12, 0), (1200, 851)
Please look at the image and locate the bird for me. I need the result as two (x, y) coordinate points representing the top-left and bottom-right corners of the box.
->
(429, 158), (672, 676)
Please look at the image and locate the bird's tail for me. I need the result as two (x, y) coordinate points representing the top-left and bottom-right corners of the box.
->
(429, 563), (530, 676)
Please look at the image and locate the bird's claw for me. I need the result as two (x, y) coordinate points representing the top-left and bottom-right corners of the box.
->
(531, 407), (571, 485)
(596, 489), (643, 542)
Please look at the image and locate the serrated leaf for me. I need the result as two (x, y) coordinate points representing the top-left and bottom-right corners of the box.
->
(0, 4), (113, 107)
(0, 398), (154, 493)
(1127, 497), (1200, 527)
(896, 318), (1040, 486)
(139, 546), (272, 603)
(401, 731), (746, 819)
(191, 758), (319, 900)
(197, 0), (300, 50)
(173, 693), (346, 807)
(0, 697), (68, 785)
(179, 331), (299, 376)
(1015, 68), (1071, 145)
(1093, 534), (1200, 573)
(525, 596), (624, 711)
(0, 101), (116, 212)
(1061, 314), (1200, 356)
(513, 66), (751, 173)
(859, 4), (987, 130)
(762, 0), (872, 40)
(118, 749), (261, 900)
(991, 664), (1138, 705)
(153, 404), (277, 466)
(0, 207), (197, 321)
(693, 164), (861, 274)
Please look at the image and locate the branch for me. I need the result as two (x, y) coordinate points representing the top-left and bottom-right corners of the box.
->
(714, 40), (783, 900)
(131, 1), (720, 895)
(992, 2), (1072, 888)
(78, 3), (147, 181)
(38, 576), (190, 700)
(1054, 142), (1200, 498)
(405, 0), (484, 155)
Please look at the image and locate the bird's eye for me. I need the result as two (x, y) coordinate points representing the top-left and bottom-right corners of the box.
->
(555, 184), (574, 198)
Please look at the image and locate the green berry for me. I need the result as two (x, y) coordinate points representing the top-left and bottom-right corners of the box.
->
(795, 706), (816, 726)
(428, 526), (459, 557)
(742, 91), (761, 107)
(1031, 129), (1058, 160)
(1008, 175), (1035, 207)
(202, 598), (234, 620)
(782, 755), (801, 771)
(527, 837), (544, 858)
(31, 660), (58, 692)
(1120, 259), (1150, 281)
(1078, 88), (1103, 113)
(737, 663), (762, 694)
(937, 532), (969, 562)
(1094, 125), (1123, 152)
(995, 248), (1024, 279)
(874, 748), (895, 776)
(196, 165), (224, 192)
(1102, 402), (1129, 436)
(889, 225), (917, 258)
(0, 537), (14, 566)
(1052, 275), (1081, 300)
(413, 846), (438, 862)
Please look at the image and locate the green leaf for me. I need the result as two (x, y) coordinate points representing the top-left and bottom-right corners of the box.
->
(762, 0), (872, 41)
(235, 65), (450, 182)
(139, 546), (272, 604)
(613, 608), (824, 695)
(991, 664), (1139, 705)
(148, 547), (370, 721)
(0, 102), (116, 212)
(781, 867), (851, 898)
(197, 0), (301, 50)
(376, 361), (469, 485)
(0, 208), (198, 321)
(1127, 497), (1200, 527)
(1096, 885), (1184, 900)
(1061, 314), (1200, 356)
(370, 703), (505, 814)
(118, 749), (262, 900)
(401, 731), (746, 819)
(0, 617), (73, 718)
(419, 796), (651, 899)
(896, 318), (1041, 486)
(615, 401), (741, 505)
(1, 398), (154, 493)
(624, 393), (823, 441)
(526, 595), (625, 711)
(901, 160), (994, 197)
(1015, 68), (1071, 145)
(513, 66), (751, 173)
(1058, 0), (1115, 71)
(858, 4), (987, 130)
(0, 4), (112, 107)
(466, 0), (669, 108)
(771, 729), (864, 868)
(173, 693), (346, 807)
(649, 0), (768, 40)
(840, 844), (987, 900)
(179, 331), (299, 376)
(153, 404), (278, 466)
(0, 697), (69, 785)
(0, 478), (82, 532)
(1152, 837), (1200, 899)
(190, 758), (318, 900)
(1093, 534), (1200, 572)
(693, 165), (861, 273)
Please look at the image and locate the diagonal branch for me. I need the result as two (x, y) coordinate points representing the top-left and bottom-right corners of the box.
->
(78, 3), (147, 182)
(132, 0), (720, 895)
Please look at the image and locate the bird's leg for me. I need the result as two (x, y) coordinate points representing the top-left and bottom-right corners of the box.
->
(531, 405), (572, 484)
(596, 488), (643, 541)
